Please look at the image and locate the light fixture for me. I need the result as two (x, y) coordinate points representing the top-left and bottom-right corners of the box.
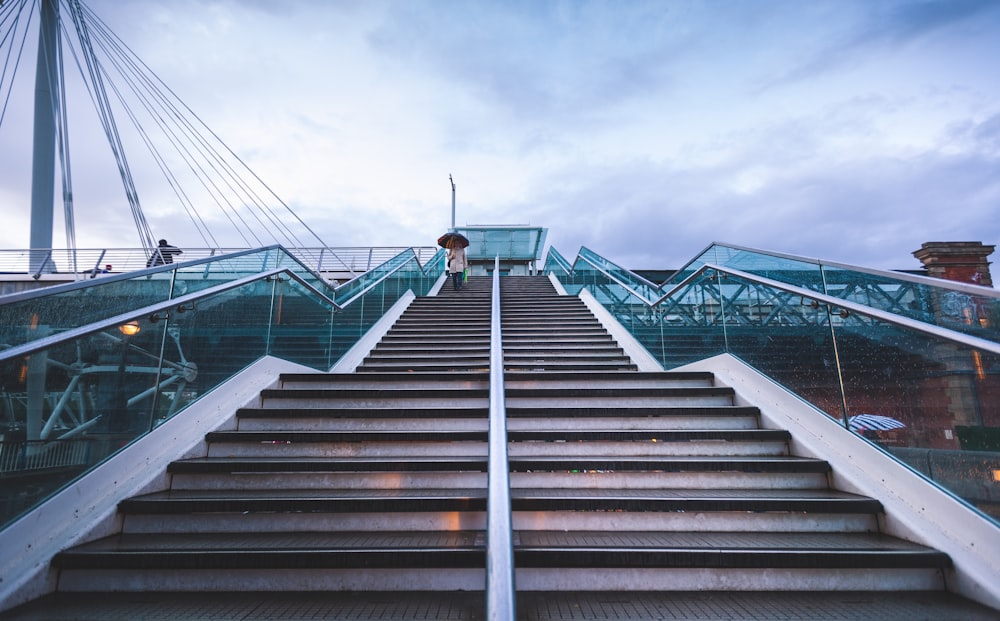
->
(118, 321), (141, 337)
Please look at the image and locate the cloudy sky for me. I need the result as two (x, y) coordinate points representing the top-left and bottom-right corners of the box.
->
(1, 0), (999, 272)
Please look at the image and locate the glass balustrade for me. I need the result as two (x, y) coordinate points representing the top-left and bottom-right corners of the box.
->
(668, 243), (1000, 343)
(578, 247), (660, 301)
(0, 247), (326, 352)
(0, 247), (444, 531)
(547, 246), (1000, 525)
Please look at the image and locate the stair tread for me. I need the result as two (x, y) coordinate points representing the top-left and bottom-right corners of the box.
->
(236, 407), (489, 418)
(206, 429), (787, 442)
(123, 486), (868, 503)
(58, 530), (937, 555)
(166, 455), (828, 473)
(60, 531), (485, 554)
(514, 530), (941, 553)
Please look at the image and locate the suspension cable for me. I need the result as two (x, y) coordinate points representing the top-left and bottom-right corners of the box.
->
(0, 1), (36, 128)
(66, 0), (155, 252)
(75, 1), (332, 250)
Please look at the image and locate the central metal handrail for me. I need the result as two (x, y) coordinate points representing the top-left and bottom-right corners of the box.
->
(485, 255), (515, 620)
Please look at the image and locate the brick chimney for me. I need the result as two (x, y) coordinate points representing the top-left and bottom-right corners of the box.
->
(912, 242), (994, 287)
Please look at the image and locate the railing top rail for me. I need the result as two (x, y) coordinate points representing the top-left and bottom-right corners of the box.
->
(0, 246), (440, 279)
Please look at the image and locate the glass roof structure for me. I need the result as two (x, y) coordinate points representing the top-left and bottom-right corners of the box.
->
(453, 225), (547, 261)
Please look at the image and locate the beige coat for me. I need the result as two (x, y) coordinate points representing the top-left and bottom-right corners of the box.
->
(447, 246), (467, 274)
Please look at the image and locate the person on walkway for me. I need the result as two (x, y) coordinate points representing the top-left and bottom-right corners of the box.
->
(147, 239), (183, 267)
(447, 242), (467, 291)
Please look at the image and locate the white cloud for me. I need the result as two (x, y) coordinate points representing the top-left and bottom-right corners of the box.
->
(1, 0), (998, 272)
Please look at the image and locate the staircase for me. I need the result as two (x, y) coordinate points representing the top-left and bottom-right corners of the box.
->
(360, 276), (492, 372)
(4, 276), (996, 620)
(501, 276), (635, 372)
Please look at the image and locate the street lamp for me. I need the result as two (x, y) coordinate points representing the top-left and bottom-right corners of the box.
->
(449, 174), (456, 229)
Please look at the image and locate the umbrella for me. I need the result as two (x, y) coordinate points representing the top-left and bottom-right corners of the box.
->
(437, 232), (469, 249)
(847, 414), (906, 432)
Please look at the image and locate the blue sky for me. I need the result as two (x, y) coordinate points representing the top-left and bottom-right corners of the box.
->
(1, 0), (999, 272)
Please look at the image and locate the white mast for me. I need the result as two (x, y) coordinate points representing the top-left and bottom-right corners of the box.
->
(29, 0), (60, 272)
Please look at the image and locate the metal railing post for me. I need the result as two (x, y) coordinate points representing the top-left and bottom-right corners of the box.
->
(485, 255), (515, 620)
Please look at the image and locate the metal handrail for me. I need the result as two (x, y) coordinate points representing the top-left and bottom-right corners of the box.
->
(571, 251), (657, 303)
(579, 246), (661, 289)
(485, 255), (515, 620)
(0, 246), (441, 280)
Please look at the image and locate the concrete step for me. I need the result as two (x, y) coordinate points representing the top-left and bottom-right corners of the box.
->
(234, 413), (488, 432)
(358, 360), (492, 372)
(364, 351), (491, 362)
(120, 487), (487, 513)
(504, 387), (738, 408)
(203, 429), (789, 458)
(506, 411), (761, 431)
(504, 370), (714, 388)
(112, 489), (881, 537)
(52, 531), (487, 592)
(504, 361), (637, 372)
(504, 350), (627, 361)
(510, 530), (950, 592)
(257, 387), (489, 409)
(166, 470), (488, 492)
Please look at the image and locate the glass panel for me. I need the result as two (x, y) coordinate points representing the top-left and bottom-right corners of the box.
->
(266, 278), (336, 370)
(578, 247), (660, 302)
(643, 272), (729, 370)
(672, 244), (1000, 343)
(714, 273), (845, 420)
(0, 247), (324, 352)
(835, 321), (1000, 522)
(0, 272), (178, 351)
(0, 319), (169, 529)
(334, 249), (417, 304)
(821, 265), (1000, 343)
(543, 247), (573, 276)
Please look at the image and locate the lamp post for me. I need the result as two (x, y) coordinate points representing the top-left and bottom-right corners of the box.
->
(449, 174), (456, 229)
